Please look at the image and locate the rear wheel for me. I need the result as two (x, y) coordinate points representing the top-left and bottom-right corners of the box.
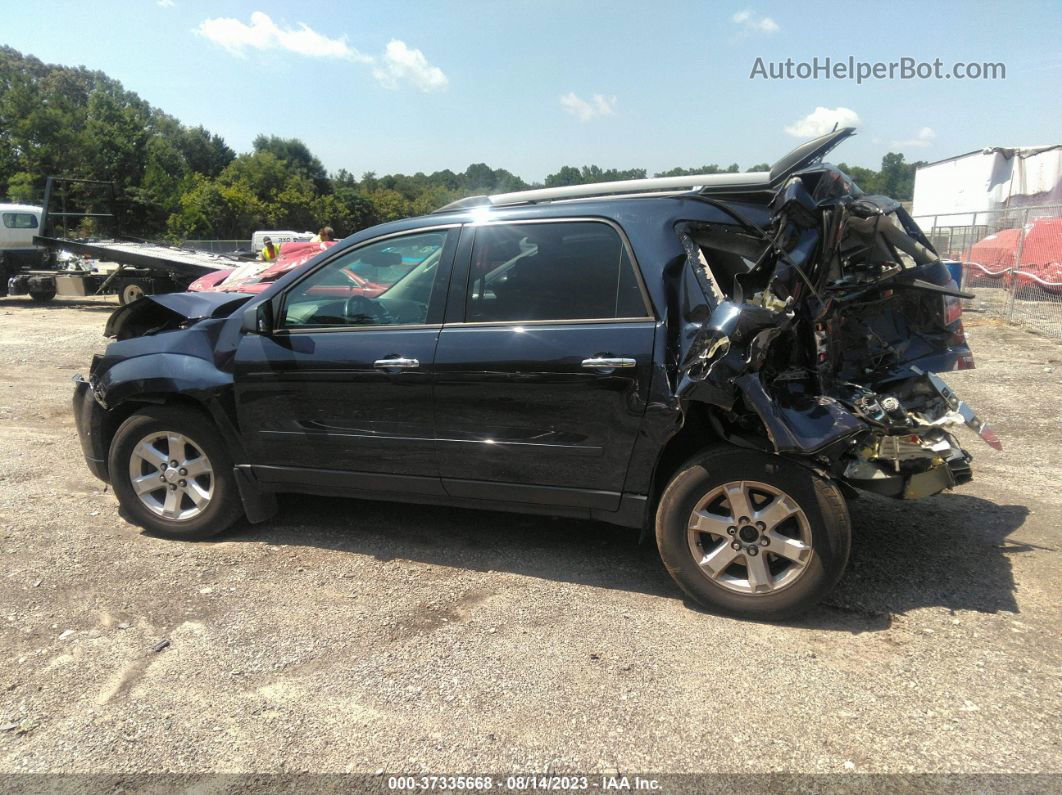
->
(118, 281), (146, 306)
(29, 287), (56, 303)
(655, 447), (850, 621)
(108, 405), (243, 540)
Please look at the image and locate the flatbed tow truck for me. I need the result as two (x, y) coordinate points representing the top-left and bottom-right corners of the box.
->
(5, 177), (239, 305)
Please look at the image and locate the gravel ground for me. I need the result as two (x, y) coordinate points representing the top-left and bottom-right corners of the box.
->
(0, 296), (1059, 777)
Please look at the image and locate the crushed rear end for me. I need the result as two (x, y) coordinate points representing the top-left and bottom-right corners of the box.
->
(677, 138), (999, 501)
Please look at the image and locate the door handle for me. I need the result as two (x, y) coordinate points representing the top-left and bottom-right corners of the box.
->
(374, 357), (420, 369)
(581, 357), (637, 369)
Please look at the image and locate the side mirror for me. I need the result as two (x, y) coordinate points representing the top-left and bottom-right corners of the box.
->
(241, 301), (274, 335)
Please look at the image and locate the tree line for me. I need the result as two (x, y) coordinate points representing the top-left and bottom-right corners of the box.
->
(0, 46), (925, 241)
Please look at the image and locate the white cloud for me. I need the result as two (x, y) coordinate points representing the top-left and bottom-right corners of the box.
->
(196, 11), (369, 60)
(195, 12), (448, 92)
(731, 9), (779, 35)
(891, 126), (936, 149)
(560, 92), (617, 122)
(371, 40), (449, 92)
(157, 0), (175, 8)
(784, 106), (861, 137)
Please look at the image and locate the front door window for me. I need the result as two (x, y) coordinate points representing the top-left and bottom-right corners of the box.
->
(281, 230), (450, 328)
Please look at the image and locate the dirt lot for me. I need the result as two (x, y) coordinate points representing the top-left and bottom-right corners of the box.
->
(0, 296), (1059, 777)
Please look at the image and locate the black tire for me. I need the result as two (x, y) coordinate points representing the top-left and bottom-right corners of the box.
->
(29, 287), (56, 303)
(107, 405), (244, 540)
(655, 446), (850, 621)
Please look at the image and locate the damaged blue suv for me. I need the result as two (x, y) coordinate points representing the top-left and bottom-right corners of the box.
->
(73, 129), (999, 620)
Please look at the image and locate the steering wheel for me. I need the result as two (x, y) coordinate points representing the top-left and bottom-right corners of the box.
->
(344, 294), (394, 325)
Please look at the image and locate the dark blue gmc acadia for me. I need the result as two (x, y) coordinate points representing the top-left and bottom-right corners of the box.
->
(73, 129), (999, 619)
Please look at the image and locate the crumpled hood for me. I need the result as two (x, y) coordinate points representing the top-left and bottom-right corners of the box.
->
(105, 291), (253, 340)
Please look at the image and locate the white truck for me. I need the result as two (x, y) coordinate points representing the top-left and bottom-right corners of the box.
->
(4, 178), (241, 305)
(251, 230), (314, 255)
(0, 202), (48, 296)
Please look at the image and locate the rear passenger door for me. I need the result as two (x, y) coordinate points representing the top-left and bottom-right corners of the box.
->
(433, 219), (656, 511)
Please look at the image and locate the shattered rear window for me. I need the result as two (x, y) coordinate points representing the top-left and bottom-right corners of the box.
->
(680, 223), (769, 300)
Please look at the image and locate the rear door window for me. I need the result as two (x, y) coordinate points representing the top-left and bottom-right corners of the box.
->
(465, 221), (650, 323)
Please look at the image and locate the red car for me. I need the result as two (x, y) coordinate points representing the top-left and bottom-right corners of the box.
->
(188, 241), (386, 297)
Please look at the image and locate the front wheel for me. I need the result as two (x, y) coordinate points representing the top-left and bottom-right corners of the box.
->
(29, 287), (56, 303)
(655, 447), (850, 621)
(107, 405), (244, 540)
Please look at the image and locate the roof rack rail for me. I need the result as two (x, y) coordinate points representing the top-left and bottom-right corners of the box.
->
(433, 127), (859, 214)
(433, 171), (772, 213)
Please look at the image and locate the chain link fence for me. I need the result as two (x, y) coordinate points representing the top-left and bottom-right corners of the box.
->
(178, 239), (252, 255)
(913, 204), (1062, 340)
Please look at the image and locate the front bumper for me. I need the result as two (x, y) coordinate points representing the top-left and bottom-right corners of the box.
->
(72, 376), (109, 482)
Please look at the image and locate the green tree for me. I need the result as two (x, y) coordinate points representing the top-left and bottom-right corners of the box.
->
(877, 152), (924, 201)
(544, 166), (584, 187)
(180, 126), (234, 177)
(411, 185), (459, 216)
(313, 190), (378, 237)
(253, 134), (329, 193)
(6, 172), (36, 202)
(368, 187), (412, 222)
(543, 165), (646, 187)
(654, 164), (725, 177)
(81, 81), (151, 192)
(337, 189), (379, 231)
(0, 46), (237, 222)
(0, 58), (83, 185)
(167, 174), (266, 240)
(360, 171), (379, 192)
(268, 174), (318, 230)
(332, 168), (359, 189)
(463, 163), (497, 193)
(0, 43), (935, 240)
(427, 168), (460, 192)
(836, 162), (881, 194)
(141, 134), (188, 210)
(218, 151), (290, 202)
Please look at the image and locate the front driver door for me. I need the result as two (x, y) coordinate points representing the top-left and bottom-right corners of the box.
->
(234, 226), (459, 496)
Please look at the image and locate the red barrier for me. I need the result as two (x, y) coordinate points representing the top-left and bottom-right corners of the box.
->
(962, 217), (1062, 294)
(963, 261), (1062, 293)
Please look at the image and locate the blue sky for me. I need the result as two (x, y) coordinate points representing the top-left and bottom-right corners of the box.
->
(3, 1), (1060, 180)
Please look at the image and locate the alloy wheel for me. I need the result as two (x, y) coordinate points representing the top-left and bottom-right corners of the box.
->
(687, 480), (813, 595)
(127, 431), (214, 521)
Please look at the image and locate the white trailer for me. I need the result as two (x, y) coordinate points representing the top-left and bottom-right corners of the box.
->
(912, 145), (1062, 224)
